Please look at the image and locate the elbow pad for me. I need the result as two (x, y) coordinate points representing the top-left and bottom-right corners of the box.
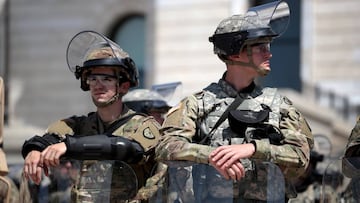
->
(21, 134), (60, 159)
(65, 135), (112, 160)
(114, 137), (144, 164)
(65, 135), (144, 163)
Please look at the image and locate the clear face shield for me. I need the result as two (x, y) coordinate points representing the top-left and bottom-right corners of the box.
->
(66, 30), (126, 80)
(247, 0), (290, 39)
(243, 1), (291, 76)
(66, 30), (132, 107)
(210, 1), (290, 74)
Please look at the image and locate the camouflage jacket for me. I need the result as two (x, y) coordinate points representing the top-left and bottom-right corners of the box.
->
(342, 116), (360, 178)
(45, 105), (161, 202)
(0, 77), (8, 176)
(344, 117), (360, 158)
(155, 77), (313, 200)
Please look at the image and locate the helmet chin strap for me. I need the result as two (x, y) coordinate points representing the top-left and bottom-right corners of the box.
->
(93, 84), (122, 108)
(93, 93), (121, 108)
(222, 45), (269, 77)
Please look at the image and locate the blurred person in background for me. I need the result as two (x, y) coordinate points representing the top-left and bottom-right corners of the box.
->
(123, 89), (172, 202)
(341, 116), (360, 201)
(0, 77), (20, 203)
(343, 116), (360, 175)
(123, 88), (171, 125)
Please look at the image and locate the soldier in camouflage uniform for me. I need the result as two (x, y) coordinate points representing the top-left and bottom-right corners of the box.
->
(21, 31), (161, 203)
(0, 76), (11, 203)
(341, 117), (360, 201)
(343, 117), (360, 176)
(0, 77), (20, 203)
(155, 1), (313, 202)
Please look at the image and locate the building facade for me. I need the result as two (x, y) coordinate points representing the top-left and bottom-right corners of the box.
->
(0, 0), (358, 164)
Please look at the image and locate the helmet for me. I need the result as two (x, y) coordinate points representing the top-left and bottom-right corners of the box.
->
(209, 1), (290, 56)
(122, 89), (171, 114)
(66, 30), (139, 91)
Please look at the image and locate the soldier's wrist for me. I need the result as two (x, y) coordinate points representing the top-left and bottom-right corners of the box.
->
(250, 141), (257, 153)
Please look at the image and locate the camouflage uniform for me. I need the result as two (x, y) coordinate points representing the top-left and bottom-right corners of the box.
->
(342, 117), (360, 177)
(156, 1), (313, 201)
(156, 78), (313, 202)
(347, 116), (360, 155)
(42, 106), (161, 203)
(344, 117), (360, 159)
(0, 77), (20, 203)
(341, 117), (360, 201)
(21, 31), (162, 203)
(0, 77), (10, 203)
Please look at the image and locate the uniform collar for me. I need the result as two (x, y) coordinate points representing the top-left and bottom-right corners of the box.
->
(219, 72), (256, 97)
(96, 104), (135, 132)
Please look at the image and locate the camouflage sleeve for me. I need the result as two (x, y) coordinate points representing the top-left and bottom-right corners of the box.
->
(155, 95), (215, 164)
(342, 117), (360, 178)
(344, 117), (360, 157)
(251, 96), (313, 180)
(0, 77), (9, 175)
(45, 116), (78, 139)
(113, 115), (161, 153)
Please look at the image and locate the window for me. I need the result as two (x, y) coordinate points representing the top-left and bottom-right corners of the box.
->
(111, 15), (146, 88)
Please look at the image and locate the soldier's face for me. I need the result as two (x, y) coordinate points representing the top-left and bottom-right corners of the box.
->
(88, 67), (119, 103)
(251, 43), (272, 75)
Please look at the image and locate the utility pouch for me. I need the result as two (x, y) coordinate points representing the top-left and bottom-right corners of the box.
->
(228, 104), (271, 136)
(244, 125), (284, 145)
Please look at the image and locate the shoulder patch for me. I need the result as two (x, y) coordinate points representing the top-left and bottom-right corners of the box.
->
(131, 119), (161, 152)
(143, 127), (155, 139)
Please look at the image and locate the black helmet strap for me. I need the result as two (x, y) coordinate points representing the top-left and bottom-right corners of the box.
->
(83, 58), (128, 69)
(222, 40), (271, 76)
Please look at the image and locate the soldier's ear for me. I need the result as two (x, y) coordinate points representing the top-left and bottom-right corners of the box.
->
(119, 81), (130, 94)
(228, 54), (240, 60)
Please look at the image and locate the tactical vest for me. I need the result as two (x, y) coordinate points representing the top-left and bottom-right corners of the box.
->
(196, 83), (281, 146)
(194, 83), (285, 201)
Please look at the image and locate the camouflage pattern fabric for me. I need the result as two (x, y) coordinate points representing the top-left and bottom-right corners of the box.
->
(344, 117), (360, 158)
(41, 105), (161, 202)
(288, 183), (321, 203)
(134, 162), (168, 201)
(0, 176), (20, 203)
(214, 14), (268, 35)
(212, 14), (270, 56)
(0, 77), (9, 176)
(342, 117), (360, 178)
(19, 173), (32, 203)
(0, 77), (19, 203)
(0, 77), (8, 202)
(70, 160), (137, 203)
(156, 77), (313, 201)
(0, 176), (10, 203)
